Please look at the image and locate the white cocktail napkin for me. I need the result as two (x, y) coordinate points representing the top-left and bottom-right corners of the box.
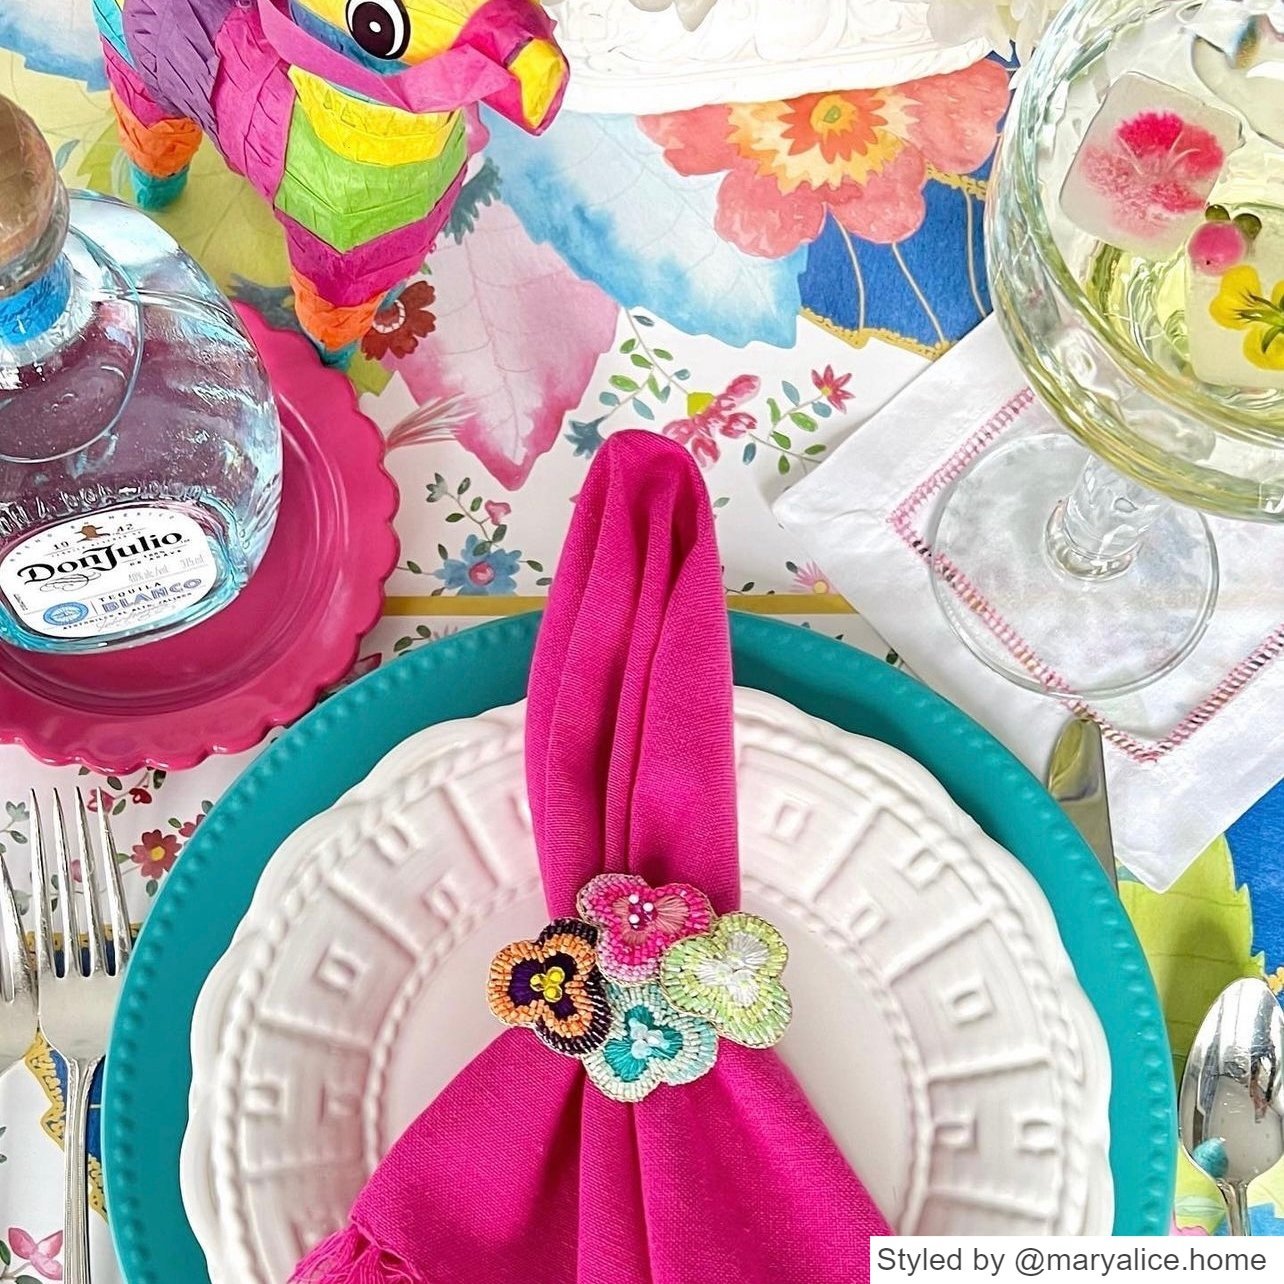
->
(774, 318), (1284, 891)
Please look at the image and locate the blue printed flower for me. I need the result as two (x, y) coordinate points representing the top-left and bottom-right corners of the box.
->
(582, 981), (718, 1102)
(566, 418), (606, 458)
(434, 535), (522, 596)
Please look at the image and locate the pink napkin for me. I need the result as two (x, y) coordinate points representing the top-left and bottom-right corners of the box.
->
(292, 431), (891, 1284)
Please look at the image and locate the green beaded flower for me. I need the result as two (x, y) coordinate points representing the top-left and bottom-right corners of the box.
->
(659, 912), (791, 1049)
(582, 981), (719, 1102)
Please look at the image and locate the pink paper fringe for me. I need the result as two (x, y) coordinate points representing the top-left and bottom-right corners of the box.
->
(292, 1228), (423, 1284)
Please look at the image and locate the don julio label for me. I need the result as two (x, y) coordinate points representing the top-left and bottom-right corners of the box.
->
(0, 506), (219, 639)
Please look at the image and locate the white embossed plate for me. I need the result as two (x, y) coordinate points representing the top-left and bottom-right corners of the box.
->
(546, 0), (986, 115)
(547, 0), (989, 114)
(181, 690), (1112, 1283)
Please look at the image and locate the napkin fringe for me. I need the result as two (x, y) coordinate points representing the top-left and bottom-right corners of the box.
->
(292, 1227), (423, 1284)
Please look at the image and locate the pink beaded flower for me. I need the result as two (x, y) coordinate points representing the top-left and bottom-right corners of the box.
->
(576, 874), (714, 984)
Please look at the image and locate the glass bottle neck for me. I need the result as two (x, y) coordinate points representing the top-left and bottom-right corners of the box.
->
(0, 255), (89, 379)
(0, 174), (77, 375)
(0, 254), (72, 340)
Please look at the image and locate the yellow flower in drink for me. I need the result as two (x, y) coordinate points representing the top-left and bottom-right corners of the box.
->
(1209, 265), (1284, 372)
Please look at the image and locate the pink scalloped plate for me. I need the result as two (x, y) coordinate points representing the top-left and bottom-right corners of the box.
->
(0, 305), (399, 773)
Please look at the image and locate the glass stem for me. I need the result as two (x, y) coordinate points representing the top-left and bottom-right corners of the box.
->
(1045, 454), (1166, 581)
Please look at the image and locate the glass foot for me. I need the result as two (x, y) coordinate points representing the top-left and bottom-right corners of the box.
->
(928, 436), (1218, 698)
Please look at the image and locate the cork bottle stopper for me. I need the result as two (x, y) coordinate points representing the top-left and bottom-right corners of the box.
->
(0, 95), (57, 271)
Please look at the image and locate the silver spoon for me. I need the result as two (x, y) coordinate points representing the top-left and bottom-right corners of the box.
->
(1179, 978), (1284, 1235)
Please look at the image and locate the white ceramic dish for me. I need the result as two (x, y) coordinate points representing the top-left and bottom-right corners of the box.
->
(182, 690), (1112, 1282)
(548, 0), (988, 114)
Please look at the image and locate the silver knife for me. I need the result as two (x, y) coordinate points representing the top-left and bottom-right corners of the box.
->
(1046, 716), (1119, 892)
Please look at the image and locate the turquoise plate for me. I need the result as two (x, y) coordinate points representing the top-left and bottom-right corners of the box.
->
(103, 614), (1174, 1281)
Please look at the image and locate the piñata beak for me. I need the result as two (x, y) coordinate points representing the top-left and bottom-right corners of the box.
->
(459, 0), (569, 134)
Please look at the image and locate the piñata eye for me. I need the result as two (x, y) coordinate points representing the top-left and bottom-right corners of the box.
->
(344, 0), (410, 60)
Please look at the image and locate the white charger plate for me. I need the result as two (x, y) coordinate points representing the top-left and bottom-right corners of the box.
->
(547, 0), (988, 114)
(181, 690), (1112, 1282)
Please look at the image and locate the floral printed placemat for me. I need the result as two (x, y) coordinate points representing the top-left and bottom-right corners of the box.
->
(0, 10), (1281, 1272)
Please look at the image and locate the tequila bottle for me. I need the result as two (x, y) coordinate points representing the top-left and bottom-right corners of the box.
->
(0, 95), (281, 653)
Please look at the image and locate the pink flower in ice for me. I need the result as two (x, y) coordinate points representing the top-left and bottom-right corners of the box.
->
(1081, 111), (1225, 239)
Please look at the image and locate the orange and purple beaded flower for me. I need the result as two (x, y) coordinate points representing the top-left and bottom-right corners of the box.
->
(576, 874), (713, 983)
(487, 919), (611, 1057)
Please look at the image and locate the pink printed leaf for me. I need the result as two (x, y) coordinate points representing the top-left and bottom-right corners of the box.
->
(388, 200), (619, 489)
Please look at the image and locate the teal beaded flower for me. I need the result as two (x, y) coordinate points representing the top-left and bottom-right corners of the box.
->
(582, 981), (719, 1102)
(659, 912), (792, 1049)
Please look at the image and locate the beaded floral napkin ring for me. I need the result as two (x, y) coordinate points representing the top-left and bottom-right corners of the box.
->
(487, 875), (792, 1101)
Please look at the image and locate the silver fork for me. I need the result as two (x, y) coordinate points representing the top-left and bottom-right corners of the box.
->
(31, 790), (132, 1284)
(0, 849), (37, 1078)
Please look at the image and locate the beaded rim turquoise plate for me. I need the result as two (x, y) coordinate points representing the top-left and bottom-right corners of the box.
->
(103, 614), (1174, 1282)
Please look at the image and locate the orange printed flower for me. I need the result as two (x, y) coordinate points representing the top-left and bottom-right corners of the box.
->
(640, 61), (1009, 258)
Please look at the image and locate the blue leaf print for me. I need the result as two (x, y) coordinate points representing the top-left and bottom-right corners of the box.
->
(482, 110), (806, 350)
(2, 2), (109, 89)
